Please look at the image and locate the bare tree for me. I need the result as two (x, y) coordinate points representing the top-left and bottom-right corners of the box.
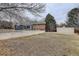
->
(0, 3), (46, 24)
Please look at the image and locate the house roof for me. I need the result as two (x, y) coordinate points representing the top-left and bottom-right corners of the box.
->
(33, 22), (46, 25)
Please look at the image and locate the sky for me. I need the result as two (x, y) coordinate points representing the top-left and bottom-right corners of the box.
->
(44, 3), (79, 24)
(25, 3), (79, 24)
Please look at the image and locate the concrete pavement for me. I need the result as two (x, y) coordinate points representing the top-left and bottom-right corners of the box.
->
(0, 30), (45, 40)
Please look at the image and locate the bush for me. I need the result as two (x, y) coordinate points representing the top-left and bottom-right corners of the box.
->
(74, 28), (79, 34)
(0, 20), (13, 29)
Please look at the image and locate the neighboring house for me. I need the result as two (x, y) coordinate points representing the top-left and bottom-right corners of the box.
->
(32, 22), (46, 30)
(15, 22), (46, 30)
(15, 24), (32, 30)
(14, 18), (33, 30)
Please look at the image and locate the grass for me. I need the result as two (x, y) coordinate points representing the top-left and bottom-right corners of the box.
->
(0, 32), (79, 56)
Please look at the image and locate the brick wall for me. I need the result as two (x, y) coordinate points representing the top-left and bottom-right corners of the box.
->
(32, 24), (45, 30)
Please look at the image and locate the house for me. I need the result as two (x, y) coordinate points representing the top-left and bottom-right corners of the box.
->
(14, 19), (32, 30)
(15, 24), (32, 30)
(32, 22), (46, 30)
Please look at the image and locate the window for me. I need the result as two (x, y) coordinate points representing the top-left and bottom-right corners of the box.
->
(27, 25), (30, 28)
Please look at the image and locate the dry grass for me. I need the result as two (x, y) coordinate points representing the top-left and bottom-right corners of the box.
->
(0, 32), (79, 56)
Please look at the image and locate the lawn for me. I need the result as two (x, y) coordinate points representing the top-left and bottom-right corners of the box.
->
(0, 32), (79, 56)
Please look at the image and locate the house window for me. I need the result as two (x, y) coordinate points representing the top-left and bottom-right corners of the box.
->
(27, 25), (30, 29)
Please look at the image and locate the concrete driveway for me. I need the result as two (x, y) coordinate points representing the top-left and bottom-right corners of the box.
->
(0, 30), (45, 40)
